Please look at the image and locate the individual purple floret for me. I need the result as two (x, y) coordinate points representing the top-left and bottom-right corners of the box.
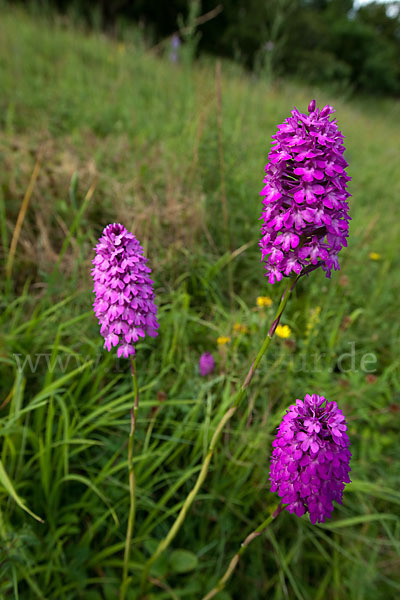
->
(91, 223), (159, 359)
(260, 100), (351, 284)
(269, 393), (351, 524)
(199, 352), (215, 376)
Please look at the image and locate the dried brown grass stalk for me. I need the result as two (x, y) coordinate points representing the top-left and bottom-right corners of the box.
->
(215, 60), (234, 306)
(6, 154), (41, 279)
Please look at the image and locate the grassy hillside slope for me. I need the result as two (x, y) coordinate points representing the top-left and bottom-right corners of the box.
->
(0, 7), (400, 600)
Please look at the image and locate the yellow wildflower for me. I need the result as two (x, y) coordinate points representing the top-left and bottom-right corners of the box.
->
(233, 323), (248, 334)
(257, 296), (273, 308)
(275, 324), (291, 339)
(117, 43), (125, 54)
(369, 252), (381, 261)
(217, 336), (231, 345)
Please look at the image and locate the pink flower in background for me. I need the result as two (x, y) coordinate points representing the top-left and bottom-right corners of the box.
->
(170, 33), (181, 63)
(91, 223), (159, 358)
(199, 352), (215, 376)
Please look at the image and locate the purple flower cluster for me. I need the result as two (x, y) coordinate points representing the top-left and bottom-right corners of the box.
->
(260, 100), (351, 284)
(92, 223), (159, 358)
(199, 352), (215, 376)
(269, 393), (351, 524)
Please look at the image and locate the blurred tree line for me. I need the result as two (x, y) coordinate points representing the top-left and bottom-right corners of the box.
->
(9, 0), (400, 94)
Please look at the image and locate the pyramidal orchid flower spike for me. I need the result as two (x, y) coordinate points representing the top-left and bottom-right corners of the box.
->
(202, 394), (351, 599)
(270, 393), (351, 524)
(92, 224), (159, 600)
(260, 100), (351, 284)
(92, 223), (159, 358)
(202, 393), (351, 600)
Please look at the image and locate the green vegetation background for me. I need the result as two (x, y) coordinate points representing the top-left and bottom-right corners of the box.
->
(0, 7), (400, 599)
(6, 0), (400, 95)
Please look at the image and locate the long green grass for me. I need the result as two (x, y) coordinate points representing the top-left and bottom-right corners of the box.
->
(1, 6), (400, 599)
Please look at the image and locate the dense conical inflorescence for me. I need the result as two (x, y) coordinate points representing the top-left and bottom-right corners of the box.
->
(270, 393), (351, 524)
(92, 223), (159, 358)
(260, 100), (351, 284)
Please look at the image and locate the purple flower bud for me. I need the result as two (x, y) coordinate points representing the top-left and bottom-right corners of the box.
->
(269, 394), (351, 524)
(91, 223), (159, 358)
(260, 101), (351, 284)
(199, 352), (215, 376)
(320, 105), (334, 118)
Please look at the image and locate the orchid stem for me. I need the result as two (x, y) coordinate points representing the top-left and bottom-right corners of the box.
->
(139, 276), (297, 595)
(235, 274), (298, 404)
(201, 503), (284, 600)
(120, 357), (139, 600)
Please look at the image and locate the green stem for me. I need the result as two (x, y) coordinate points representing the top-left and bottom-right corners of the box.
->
(233, 274), (298, 405)
(140, 275), (297, 595)
(201, 503), (284, 600)
(120, 357), (139, 600)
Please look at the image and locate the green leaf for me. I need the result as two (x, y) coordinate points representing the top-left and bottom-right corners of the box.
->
(319, 514), (398, 529)
(169, 549), (198, 573)
(214, 592), (232, 600)
(345, 480), (400, 505)
(59, 474), (119, 526)
(0, 460), (44, 523)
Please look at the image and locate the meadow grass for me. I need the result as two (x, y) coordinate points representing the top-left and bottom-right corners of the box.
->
(1, 6), (400, 599)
